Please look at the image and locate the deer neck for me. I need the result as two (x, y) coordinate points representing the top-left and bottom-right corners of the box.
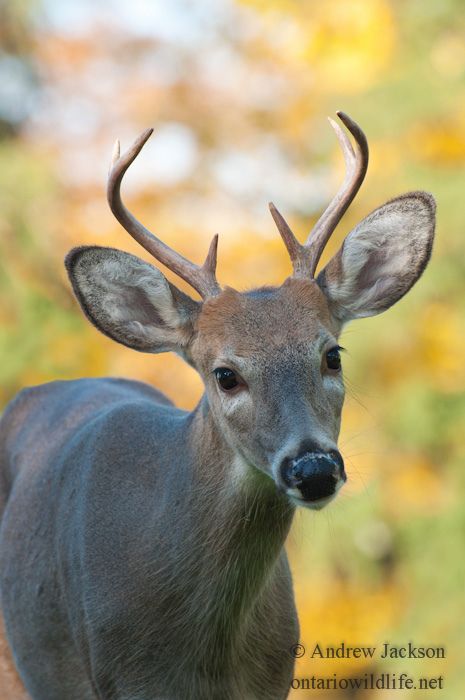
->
(182, 396), (295, 655)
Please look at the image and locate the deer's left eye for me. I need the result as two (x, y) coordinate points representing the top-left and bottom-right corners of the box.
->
(214, 367), (240, 391)
(325, 347), (342, 371)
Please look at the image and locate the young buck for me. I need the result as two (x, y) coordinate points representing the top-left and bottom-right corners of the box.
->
(0, 113), (435, 700)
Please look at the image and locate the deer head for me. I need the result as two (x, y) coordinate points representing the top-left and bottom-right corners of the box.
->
(65, 113), (435, 510)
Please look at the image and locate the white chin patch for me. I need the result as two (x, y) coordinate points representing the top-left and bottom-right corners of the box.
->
(288, 493), (336, 511)
(287, 477), (345, 510)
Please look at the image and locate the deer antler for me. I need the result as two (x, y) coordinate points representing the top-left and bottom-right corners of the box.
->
(269, 111), (369, 278)
(107, 129), (221, 299)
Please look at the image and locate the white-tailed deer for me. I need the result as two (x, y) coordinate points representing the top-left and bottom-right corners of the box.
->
(0, 113), (435, 700)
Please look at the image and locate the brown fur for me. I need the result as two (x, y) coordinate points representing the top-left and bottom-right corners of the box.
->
(198, 279), (337, 352)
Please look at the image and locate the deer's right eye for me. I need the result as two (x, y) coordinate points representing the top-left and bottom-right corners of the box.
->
(325, 346), (343, 371)
(214, 367), (240, 392)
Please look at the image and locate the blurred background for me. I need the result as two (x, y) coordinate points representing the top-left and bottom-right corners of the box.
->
(0, 0), (464, 697)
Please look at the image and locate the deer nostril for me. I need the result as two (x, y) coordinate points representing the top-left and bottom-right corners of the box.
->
(280, 450), (345, 502)
(327, 449), (345, 474)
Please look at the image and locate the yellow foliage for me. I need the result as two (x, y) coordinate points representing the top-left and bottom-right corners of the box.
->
(414, 302), (465, 392)
(430, 32), (465, 79)
(383, 453), (452, 517)
(409, 117), (465, 166)
(293, 580), (401, 678)
(239, 0), (395, 93)
(375, 302), (465, 393)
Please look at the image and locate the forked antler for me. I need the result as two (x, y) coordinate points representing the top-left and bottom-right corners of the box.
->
(269, 111), (369, 278)
(107, 129), (221, 299)
(108, 113), (367, 295)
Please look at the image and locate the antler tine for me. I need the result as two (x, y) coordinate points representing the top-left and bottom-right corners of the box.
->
(107, 129), (221, 299)
(268, 202), (303, 271)
(268, 112), (368, 279)
(303, 111), (369, 276)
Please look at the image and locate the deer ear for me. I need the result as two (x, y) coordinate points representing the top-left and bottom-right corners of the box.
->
(65, 246), (199, 353)
(317, 192), (436, 323)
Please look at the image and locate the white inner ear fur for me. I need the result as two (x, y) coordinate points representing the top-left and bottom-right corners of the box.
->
(322, 194), (435, 321)
(334, 212), (412, 316)
(97, 256), (180, 327)
(74, 249), (186, 350)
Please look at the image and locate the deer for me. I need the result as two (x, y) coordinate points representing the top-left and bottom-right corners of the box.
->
(0, 112), (435, 700)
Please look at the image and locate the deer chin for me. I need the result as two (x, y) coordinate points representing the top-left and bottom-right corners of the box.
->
(285, 477), (345, 511)
(287, 492), (336, 511)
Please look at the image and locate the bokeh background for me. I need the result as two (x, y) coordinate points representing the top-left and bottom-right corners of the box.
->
(1, 0), (464, 697)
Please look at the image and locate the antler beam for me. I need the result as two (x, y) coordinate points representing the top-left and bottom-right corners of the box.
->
(107, 129), (221, 299)
(269, 111), (369, 278)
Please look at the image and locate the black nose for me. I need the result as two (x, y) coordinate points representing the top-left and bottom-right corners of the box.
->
(280, 449), (345, 502)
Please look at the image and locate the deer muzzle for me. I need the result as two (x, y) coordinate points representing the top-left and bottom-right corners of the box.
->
(279, 449), (346, 510)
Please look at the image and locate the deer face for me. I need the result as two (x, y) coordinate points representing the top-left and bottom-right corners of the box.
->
(65, 113), (436, 510)
(191, 280), (346, 508)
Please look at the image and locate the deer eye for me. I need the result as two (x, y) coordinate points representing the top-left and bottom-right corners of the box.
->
(214, 367), (240, 392)
(325, 346), (342, 371)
